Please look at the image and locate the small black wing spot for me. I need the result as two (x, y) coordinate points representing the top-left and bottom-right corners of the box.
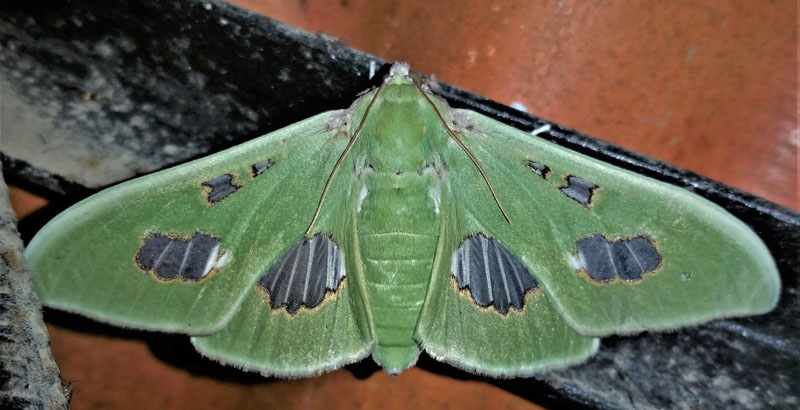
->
(560, 175), (598, 205)
(136, 232), (225, 281)
(525, 160), (551, 179)
(251, 159), (276, 177)
(201, 174), (240, 204)
(452, 234), (539, 315)
(575, 234), (661, 282)
(256, 235), (345, 314)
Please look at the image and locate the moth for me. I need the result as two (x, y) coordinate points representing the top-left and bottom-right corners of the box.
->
(25, 63), (780, 377)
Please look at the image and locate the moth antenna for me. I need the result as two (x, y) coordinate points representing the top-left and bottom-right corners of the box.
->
(306, 84), (385, 235)
(412, 82), (511, 223)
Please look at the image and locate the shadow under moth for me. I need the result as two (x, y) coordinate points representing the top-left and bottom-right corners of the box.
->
(25, 63), (780, 377)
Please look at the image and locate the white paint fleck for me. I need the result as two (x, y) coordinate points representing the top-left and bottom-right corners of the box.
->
(510, 102), (528, 112)
(368, 60), (377, 79)
(219, 17), (228, 26)
(467, 49), (478, 64)
(203, 3), (212, 10)
(789, 127), (799, 148)
(685, 43), (696, 62)
(530, 124), (552, 136)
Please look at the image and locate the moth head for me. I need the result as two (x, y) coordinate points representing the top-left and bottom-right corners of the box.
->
(386, 62), (423, 88)
(389, 62), (410, 77)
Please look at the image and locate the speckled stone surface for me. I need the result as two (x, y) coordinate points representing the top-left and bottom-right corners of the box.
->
(0, 171), (69, 410)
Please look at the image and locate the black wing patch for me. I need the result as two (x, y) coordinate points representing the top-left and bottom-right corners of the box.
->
(202, 174), (241, 204)
(560, 175), (598, 205)
(256, 235), (345, 314)
(251, 159), (275, 177)
(452, 234), (539, 315)
(136, 232), (227, 281)
(525, 160), (551, 179)
(574, 234), (662, 282)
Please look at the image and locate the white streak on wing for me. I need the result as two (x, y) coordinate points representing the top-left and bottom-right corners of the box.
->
(530, 124), (552, 136)
(503, 246), (525, 294)
(327, 240), (346, 289)
(493, 243), (512, 306)
(202, 244), (221, 278)
(567, 252), (583, 271)
(603, 240), (620, 277)
(451, 249), (461, 284)
(178, 239), (194, 276)
(153, 241), (172, 271)
(480, 236), (493, 303)
(453, 239), (470, 287)
(325, 239), (334, 289)
(283, 239), (306, 304)
(337, 248), (346, 281)
(357, 185), (368, 212)
(462, 240), (471, 287)
(301, 239), (316, 303)
(624, 241), (646, 273)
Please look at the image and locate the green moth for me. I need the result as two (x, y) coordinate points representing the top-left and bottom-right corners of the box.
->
(25, 63), (780, 377)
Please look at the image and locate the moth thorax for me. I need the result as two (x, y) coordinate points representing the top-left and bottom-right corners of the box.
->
(369, 101), (432, 173)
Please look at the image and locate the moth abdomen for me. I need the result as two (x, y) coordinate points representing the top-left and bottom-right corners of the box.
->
(356, 162), (440, 372)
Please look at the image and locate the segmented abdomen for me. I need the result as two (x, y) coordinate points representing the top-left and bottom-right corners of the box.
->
(358, 172), (439, 352)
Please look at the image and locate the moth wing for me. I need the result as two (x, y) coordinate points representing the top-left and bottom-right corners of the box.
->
(25, 111), (365, 340)
(191, 233), (374, 377)
(426, 109), (779, 340)
(415, 116), (600, 376)
(415, 182), (599, 376)
(191, 159), (377, 376)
